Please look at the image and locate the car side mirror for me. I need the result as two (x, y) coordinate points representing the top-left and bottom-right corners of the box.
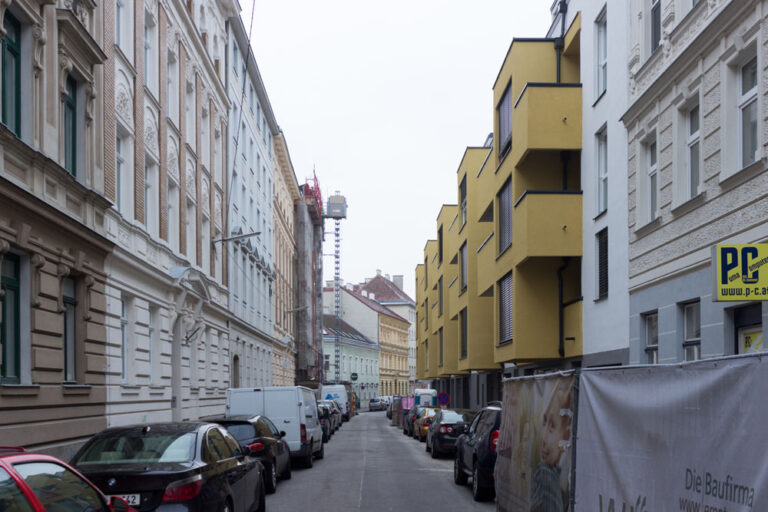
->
(109, 496), (131, 512)
(279, 431), (286, 438)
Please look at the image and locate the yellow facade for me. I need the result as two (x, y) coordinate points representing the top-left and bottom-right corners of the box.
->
(416, 15), (584, 378)
(379, 313), (410, 395)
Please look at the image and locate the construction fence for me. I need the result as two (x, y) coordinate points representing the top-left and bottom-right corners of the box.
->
(495, 353), (768, 512)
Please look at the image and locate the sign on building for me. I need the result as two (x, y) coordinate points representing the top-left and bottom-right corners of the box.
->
(713, 244), (768, 301)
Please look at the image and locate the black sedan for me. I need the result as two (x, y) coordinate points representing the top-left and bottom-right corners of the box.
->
(425, 409), (477, 458)
(210, 415), (292, 494)
(71, 422), (265, 512)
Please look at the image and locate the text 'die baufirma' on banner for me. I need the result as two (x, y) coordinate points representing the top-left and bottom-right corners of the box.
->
(574, 356), (768, 511)
(496, 373), (576, 512)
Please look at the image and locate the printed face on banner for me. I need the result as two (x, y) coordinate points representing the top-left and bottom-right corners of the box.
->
(496, 374), (575, 512)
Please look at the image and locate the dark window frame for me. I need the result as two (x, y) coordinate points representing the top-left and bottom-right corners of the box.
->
(460, 242), (467, 291)
(460, 308), (468, 359)
(62, 276), (77, 383)
(497, 179), (512, 255)
(2, 12), (22, 137)
(497, 81), (512, 158)
(1, 253), (21, 384)
(499, 270), (514, 344)
(596, 228), (609, 300)
(64, 75), (77, 176)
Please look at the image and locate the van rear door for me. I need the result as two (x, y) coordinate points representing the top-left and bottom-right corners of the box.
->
(263, 388), (301, 451)
(227, 388), (265, 417)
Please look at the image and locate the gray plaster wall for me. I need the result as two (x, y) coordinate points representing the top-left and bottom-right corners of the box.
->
(629, 264), (768, 364)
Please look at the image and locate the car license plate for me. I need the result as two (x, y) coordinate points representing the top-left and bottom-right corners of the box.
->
(109, 494), (140, 506)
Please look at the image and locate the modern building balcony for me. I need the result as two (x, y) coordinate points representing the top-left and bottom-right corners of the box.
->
(513, 190), (582, 265)
(510, 84), (582, 168)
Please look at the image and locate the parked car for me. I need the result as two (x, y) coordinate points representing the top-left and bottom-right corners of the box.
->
(368, 397), (387, 411)
(402, 405), (424, 436)
(413, 407), (439, 441)
(227, 386), (324, 468)
(71, 422), (266, 511)
(426, 409), (477, 458)
(318, 404), (332, 443)
(209, 414), (291, 494)
(454, 404), (502, 501)
(0, 446), (134, 512)
(320, 385), (351, 421)
(317, 400), (342, 432)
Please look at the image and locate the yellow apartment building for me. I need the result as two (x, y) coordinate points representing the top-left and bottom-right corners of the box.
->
(416, 15), (584, 407)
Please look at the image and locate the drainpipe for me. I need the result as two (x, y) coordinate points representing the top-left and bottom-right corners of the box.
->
(555, 0), (568, 83)
(560, 151), (570, 190)
(557, 257), (570, 357)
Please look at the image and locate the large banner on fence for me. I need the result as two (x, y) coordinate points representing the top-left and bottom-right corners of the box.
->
(496, 373), (576, 512)
(575, 356), (768, 511)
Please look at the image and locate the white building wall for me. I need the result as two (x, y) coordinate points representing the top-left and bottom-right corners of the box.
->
(558, 0), (631, 365)
(322, 288), (379, 342)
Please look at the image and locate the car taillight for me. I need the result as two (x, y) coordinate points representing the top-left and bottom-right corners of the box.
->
(162, 475), (202, 502)
(490, 429), (499, 451)
(439, 426), (454, 434)
(300, 424), (307, 442)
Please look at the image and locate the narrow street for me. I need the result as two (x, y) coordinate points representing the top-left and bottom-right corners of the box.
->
(266, 411), (495, 512)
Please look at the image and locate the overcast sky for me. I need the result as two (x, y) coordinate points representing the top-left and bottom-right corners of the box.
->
(242, 1), (553, 300)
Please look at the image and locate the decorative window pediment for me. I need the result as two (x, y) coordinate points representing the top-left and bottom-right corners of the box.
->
(57, 5), (105, 88)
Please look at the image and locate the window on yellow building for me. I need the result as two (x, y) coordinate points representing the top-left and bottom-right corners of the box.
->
(497, 82), (512, 158)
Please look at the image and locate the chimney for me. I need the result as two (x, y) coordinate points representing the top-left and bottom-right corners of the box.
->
(393, 275), (404, 290)
(376, 269), (382, 276)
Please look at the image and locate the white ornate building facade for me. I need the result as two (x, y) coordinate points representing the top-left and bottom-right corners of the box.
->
(102, 0), (237, 426)
(624, 0), (768, 363)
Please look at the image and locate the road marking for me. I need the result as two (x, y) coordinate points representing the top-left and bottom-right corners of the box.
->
(357, 420), (367, 509)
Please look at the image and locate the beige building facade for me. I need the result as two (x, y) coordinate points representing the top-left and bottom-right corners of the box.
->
(0, 0), (113, 457)
(272, 132), (300, 385)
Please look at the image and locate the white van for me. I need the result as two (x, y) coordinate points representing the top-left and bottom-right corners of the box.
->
(320, 385), (351, 421)
(226, 386), (324, 467)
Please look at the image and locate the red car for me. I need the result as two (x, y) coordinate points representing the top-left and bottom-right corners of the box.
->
(0, 446), (133, 512)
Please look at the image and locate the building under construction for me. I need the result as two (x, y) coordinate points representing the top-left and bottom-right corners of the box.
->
(294, 173), (325, 387)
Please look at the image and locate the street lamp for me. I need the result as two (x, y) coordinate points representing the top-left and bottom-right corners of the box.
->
(212, 231), (261, 244)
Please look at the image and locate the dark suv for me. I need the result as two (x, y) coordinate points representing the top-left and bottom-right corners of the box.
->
(453, 404), (501, 501)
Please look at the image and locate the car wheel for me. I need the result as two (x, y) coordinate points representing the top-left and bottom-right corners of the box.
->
(221, 497), (233, 512)
(303, 451), (314, 469)
(315, 442), (325, 460)
(454, 455), (468, 485)
(472, 461), (492, 502)
(322, 431), (328, 443)
(430, 443), (439, 459)
(425, 438), (431, 452)
(282, 459), (292, 480)
(264, 460), (277, 494)
(402, 427), (408, 435)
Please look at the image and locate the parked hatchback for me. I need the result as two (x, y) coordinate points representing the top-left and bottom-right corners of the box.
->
(454, 405), (501, 501)
(0, 447), (134, 511)
(426, 409), (477, 458)
(71, 422), (265, 512)
(209, 415), (291, 495)
(368, 398), (386, 412)
(413, 407), (439, 441)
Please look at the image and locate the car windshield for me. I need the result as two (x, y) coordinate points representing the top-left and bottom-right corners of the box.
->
(221, 424), (255, 444)
(440, 410), (476, 423)
(74, 431), (197, 465)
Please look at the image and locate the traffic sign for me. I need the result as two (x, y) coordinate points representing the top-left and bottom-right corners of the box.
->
(437, 392), (449, 406)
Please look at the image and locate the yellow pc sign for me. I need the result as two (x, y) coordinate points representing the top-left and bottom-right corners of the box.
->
(715, 244), (768, 301)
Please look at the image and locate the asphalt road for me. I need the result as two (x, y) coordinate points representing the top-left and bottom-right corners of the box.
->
(265, 410), (495, 512)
